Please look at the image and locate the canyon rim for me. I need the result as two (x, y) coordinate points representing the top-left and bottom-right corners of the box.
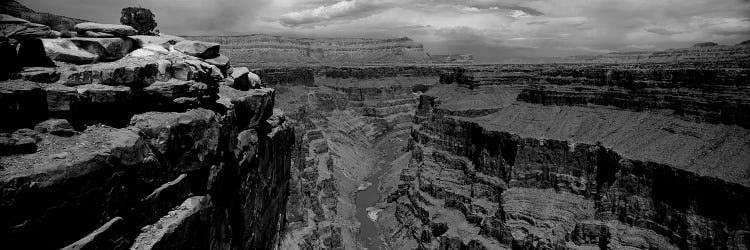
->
(1, 0), (750, 249)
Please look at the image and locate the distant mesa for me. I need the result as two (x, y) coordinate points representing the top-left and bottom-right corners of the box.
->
(187, 35), (433, 66)
(738, 40), (750, 46)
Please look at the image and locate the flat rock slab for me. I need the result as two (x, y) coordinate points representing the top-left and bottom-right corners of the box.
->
(42, 39), (99, 64)
(174, 40), (220, 59)
(69, 37), (135, 61)
(205, 54), (230, 69)
(74, 22), (137, 36)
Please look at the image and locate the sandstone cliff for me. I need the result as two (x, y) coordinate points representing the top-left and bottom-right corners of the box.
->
(0, 17), (294, 250)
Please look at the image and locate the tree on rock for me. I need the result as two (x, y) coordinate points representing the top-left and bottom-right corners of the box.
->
(120, 7), (157, 35)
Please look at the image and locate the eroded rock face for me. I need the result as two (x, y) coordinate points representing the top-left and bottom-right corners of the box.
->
(0, 34), (294, 250)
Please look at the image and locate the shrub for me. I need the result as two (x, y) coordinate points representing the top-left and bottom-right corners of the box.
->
(120, 7), (157, 35)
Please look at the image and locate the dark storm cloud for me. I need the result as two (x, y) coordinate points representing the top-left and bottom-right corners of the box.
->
(278, 0), (544, 27)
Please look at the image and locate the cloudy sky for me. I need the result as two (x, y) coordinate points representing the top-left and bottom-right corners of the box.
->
(19, 0), (750, 62)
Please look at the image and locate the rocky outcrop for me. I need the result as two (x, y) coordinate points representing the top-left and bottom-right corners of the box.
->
(0, 28), (294, 250)
(186, 35), (431, 65)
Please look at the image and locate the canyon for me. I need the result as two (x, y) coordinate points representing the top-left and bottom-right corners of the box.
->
(2, 1), (750, 249)
(224, 42), (749, 249)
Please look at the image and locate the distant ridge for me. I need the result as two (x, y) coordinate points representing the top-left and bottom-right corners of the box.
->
(500, 41), (750, 65)
(187, 34), (434, 66)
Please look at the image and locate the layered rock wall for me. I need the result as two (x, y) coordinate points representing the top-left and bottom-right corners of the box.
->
(0, 23), (294, 250)
(381, 53), (750, 249)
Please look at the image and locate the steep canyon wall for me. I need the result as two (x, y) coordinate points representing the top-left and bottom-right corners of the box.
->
(381, 58), (750, 249)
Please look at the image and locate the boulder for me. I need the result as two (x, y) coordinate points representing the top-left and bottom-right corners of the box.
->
(229, 67), (262, 90)
(247, 72), (261, 89)
(205, 54), (230, 75)
(0, 131), (37, 155)
(174, 40), (220, 59)
(1, 14), (59, 40)
(74, 22), (137, 36)
(69, 37), (135, 61)
(170, 59), (224, 83)
(42, 39), (98, 64)
(34, 119), (76, 136)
